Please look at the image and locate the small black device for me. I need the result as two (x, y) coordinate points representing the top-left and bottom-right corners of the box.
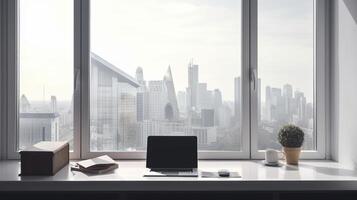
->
(218, 169), (230, 177)
(144, 136), (198, 177)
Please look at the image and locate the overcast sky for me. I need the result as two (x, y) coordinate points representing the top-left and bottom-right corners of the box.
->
(20, 0), (313, 103)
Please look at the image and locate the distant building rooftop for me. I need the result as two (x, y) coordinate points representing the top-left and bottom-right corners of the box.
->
(91, 52), (140, 88)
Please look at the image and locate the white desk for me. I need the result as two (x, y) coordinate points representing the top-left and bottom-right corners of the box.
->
(1, 160), (357, 191)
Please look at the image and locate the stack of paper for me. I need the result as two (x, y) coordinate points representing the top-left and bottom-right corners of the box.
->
(71, 155), (118, 174)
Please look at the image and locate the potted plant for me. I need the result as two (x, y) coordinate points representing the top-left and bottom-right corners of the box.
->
(278, 124), (304, 165)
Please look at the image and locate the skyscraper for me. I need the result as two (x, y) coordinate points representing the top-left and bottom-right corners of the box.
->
(187, 60), (199, 111)
(213, 89), (222, 110)
(201, 109), (215, 127)
(20, 94), (31, 113)
(135, 67), (144, 84)
(265, 86), (272, 121)
(177, 91), (186, 115)
(148, 66), (179, 121)
(234, 77), (241, 119)
(19, 113), (60, 150)
(163, 66), (179, 120)
(136, 67), (149, 122)
(283, 84), (293, 120)
(51, 96), (58, 113)
(148, 80), (166, 120)
(283, 84), (293, 98)
(213, 89), (222, 126)
(270, 87), (284, 121)
(90, 53), (140, 151)
(197, 83), (213, 110)
(294, 91), (306, 122)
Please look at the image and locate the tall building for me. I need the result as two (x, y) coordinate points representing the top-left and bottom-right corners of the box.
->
(90, 53), (140, 151)
(19, 113), (60, 149)
(177, 91), (186, 116)
(187, 60), (199, 111)
(135, 67), (144, 84)
(148, 66), (179, 121)
(294, 91), (306, 122)
(20, 94), (31, 113)
(213, 89), (222, 110)
(265, 86), (284, 121)
(197, 83), (213, 110)
(265, 86), (272, 121)
(163, 66), (180, 120)
(136, 67), (149, 122)
(283, 84), (293, 120)
(148, 81), (165, 120)
(51, 96), (58, 113)
(136, 91), (149, 122)
(201, 109), (215, 127)
(218, 104), (233, 128)
(283, 84), (293, 98)
(271, 87), (284, 121)
(213, 89), (222, 126)
(139, 119), (188, 148)
(192, 126), (217, 147)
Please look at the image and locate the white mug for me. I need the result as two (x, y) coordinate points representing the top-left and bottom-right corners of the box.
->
(265, 149), (284, 164)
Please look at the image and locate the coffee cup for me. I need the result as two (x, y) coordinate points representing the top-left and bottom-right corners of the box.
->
(265, 149), (284, 164)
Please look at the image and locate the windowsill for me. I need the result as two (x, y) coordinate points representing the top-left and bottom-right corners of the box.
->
(0, 160), (357, 192)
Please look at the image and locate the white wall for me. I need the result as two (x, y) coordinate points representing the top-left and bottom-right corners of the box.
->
(331, 0), (357, 167)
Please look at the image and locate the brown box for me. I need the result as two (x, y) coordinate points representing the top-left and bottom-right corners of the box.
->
(20, 141), (69, 176)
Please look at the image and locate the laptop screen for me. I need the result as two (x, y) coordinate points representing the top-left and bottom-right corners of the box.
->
(146, 136), (198, 169)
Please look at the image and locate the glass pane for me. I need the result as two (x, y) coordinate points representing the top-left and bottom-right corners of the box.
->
(18, 0), (74, 150)
(257, 0), (315, 150)
(90, 0), (242, 151)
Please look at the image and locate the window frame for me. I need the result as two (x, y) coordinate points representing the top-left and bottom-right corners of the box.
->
(80, 0), (251, 159)
(5, 0), (80, 159)
(2, 0), (329, 160)
(4, 0), (19, 160)
(250, 0), (329, 159)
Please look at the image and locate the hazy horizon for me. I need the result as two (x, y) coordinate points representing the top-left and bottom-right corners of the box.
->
(19, 0), (314, 103)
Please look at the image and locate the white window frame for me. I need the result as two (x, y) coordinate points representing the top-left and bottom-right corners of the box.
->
(4, 0), (81, 159)
(1, 0), (329, 160)
(80, 0), (251, 159)
(250, 0), (329, 159)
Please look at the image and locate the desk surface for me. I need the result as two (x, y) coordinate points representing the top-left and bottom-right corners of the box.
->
(1, 160), (357, 191)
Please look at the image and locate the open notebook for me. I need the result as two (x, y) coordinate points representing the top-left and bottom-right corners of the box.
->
(71, 155), (118, 174)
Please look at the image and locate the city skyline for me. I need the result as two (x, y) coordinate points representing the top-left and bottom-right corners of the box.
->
(20, 0), (314, 102)
(19, 65), (313, 112)
(19, 53), (314, 151)
(17, 0), (315, 152)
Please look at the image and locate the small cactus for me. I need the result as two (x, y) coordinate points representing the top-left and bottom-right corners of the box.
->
(278, 124), (304, 148)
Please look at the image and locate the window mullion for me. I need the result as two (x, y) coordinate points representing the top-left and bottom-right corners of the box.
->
(75, 0), (90, 159)
(5, 0), (19, 159)
(241, 0), (255, 159)
(247, 0), (259, 159)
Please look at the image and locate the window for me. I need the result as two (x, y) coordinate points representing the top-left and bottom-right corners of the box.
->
(3, 0), (327, 159)
(18, 0), (74, 150)
(257, 0), (315, 151)
(89, 0), (243, 153)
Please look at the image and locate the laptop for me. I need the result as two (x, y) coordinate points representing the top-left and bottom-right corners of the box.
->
(144, 136), (198, 177)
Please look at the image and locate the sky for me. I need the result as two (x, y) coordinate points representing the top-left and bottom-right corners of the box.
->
(19, 0), (313, 103)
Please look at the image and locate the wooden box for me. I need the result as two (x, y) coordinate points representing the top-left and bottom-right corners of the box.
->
(20, 141), (69, 176)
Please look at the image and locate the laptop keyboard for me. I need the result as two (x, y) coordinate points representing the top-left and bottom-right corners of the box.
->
(150, 169), (197, 176)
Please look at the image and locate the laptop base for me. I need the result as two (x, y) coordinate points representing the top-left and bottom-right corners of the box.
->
(143, 169), (198, 177)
